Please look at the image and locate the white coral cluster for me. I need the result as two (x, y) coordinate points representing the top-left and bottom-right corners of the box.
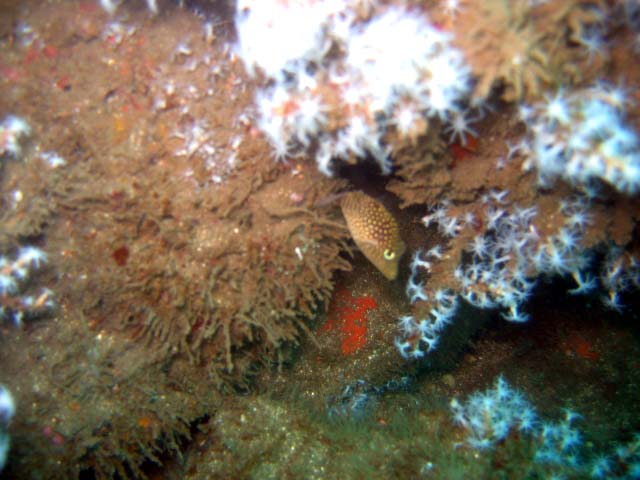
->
(235, 1), (472, 175)
(396, 190), (640, 360)
(520, 83), (640, 195)
(0, 247), (54, 327)
(0, 116), (30, 159)
(0, 385), (14, 472)
(99, 0), (158, 14)
(450, 375), (539, 450)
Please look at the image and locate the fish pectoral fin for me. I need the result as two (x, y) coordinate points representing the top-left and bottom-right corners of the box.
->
(358, 238), (381, 248)
(397, 240), (406, 257)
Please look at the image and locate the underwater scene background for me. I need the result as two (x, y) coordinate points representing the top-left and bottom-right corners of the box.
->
(0, 0), (640, 478)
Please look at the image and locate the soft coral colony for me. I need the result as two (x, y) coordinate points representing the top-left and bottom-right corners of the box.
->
(234, 0), (640, 359)
(0, 117), (55, 328)
(235, 0), (472, 175)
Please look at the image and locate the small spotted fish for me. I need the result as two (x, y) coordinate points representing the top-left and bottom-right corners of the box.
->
(340, 191), (406, 280)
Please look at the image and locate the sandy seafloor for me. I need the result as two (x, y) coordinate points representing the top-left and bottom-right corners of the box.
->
(0, 0), (639, 478)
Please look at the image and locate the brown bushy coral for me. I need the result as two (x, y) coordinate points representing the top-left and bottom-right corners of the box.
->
(449, 0), (551, 101)
(385, 125), (451, 208)
(0, 2), (353, 478)
(444, 0), (611, 102)
(59, 125), (351, 385)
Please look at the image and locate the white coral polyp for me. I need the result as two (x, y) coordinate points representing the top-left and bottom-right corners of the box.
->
(235, 0), (344, 79)
(235, 2), (472, 175)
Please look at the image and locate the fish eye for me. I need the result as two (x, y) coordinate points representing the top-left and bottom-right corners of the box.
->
(383, 249), (396, 260)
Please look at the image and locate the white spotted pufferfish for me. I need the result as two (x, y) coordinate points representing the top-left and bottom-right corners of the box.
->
(340, 191), (406, 280)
